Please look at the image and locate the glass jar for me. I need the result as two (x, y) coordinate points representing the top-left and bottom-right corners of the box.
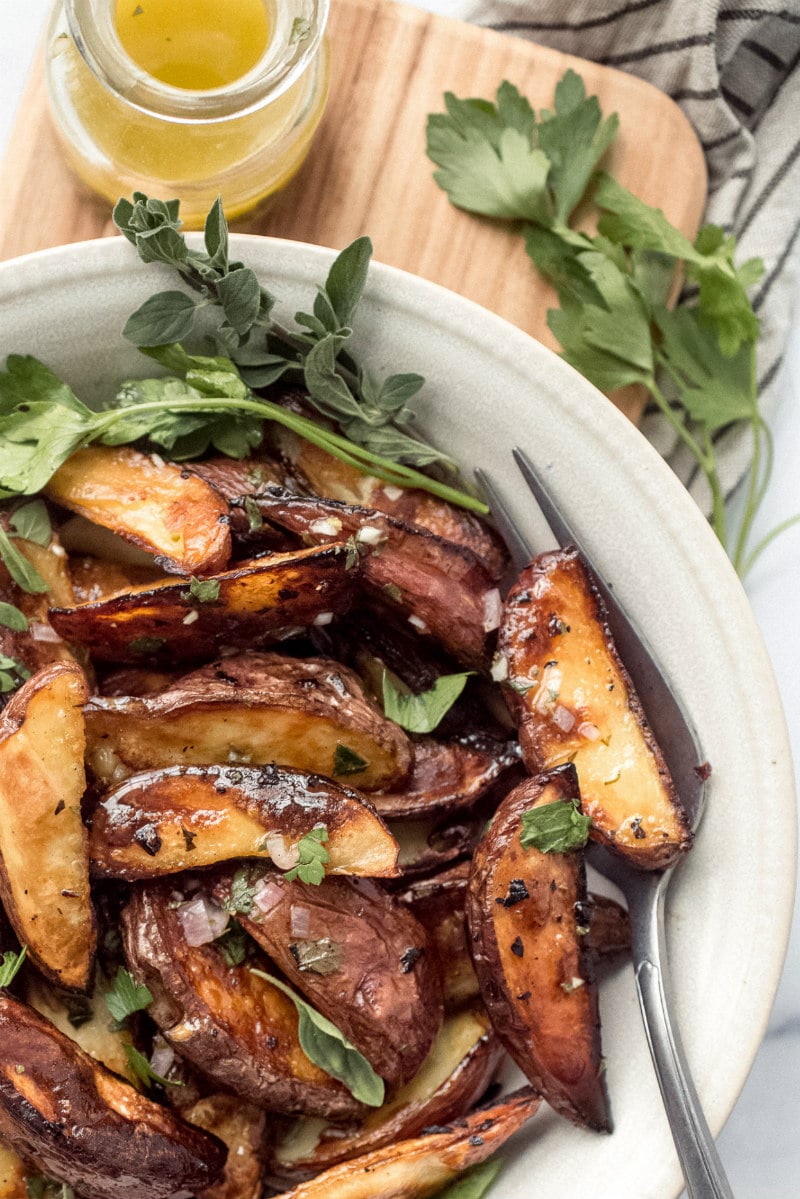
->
(45, 0), (330, 227)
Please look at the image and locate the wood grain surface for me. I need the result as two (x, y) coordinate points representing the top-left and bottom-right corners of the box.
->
(0, 0), (706, 419)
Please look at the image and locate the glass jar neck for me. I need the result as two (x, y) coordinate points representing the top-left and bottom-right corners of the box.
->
(64, 0), (329, 124)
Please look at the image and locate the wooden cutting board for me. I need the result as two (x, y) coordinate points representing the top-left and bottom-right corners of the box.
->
(0, 0), (706, 420)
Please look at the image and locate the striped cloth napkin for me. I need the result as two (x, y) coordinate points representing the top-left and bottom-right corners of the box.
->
(406, 0), (800, 508)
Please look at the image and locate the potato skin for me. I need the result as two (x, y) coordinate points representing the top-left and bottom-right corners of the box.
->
(267, 1086), (541, 1199)
(498, 548), (691, 869)
(269, 1004), (503, 1185)
(50, 544), (354, 664)
(45, 445), (231, 576)
(251, 488), (500, 668)
(466, 766), (610, 1132)
(84, 652), (412, 793)
(121, 881), (362, 1120)
(371, 735), (519, 821)
(214, 867), (443, 1090)
(89, 763), (399, 881)
(0, 993), (226, 1199)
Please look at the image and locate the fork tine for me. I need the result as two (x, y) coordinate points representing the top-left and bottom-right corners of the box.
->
(474, 468), (535, 570)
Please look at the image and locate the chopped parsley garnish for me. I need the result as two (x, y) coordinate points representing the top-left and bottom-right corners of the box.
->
(104, 967), (153, 1024)
(520, 799), (591, 854)
(285, 826), (330, 886)
(332, 743), (368, 777)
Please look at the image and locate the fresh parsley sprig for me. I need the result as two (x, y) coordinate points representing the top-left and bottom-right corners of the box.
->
(285, 826), (330, 885)
(520, 799), (592, 854)
(0, 945), (27, 988)
(113, 194), (463, 477)
(427, 72), (795, 572)
(104, 967), (153, 1025)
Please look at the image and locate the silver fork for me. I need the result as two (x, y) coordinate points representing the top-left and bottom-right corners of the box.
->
(475, 448), (735, 1199)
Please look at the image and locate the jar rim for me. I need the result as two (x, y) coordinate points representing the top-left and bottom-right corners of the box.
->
(64, 0), (330, 123)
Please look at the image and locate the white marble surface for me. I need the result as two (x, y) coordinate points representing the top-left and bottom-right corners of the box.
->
(1, 5), (798, 1195)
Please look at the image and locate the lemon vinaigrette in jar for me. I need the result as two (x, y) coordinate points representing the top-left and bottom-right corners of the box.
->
(45, 0), (330, 225)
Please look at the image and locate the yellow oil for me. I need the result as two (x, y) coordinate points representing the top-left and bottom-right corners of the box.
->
(47, 1), (330, 227)
(114, 0), (270, 90)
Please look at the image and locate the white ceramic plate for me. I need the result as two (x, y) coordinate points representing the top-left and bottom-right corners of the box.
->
(0, 236), (795, 1199)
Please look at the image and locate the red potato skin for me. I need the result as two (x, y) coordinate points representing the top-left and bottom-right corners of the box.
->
(249, 488), (500, 669)
(121, 881), (362, 1120)
(213, 867), (443, 1090)
(466, 766), (611, 1132)
(371, 735), (520, 820)
(0, 993), (226, 1199)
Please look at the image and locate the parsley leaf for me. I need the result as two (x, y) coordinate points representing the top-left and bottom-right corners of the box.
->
(0, 602), (28, 632)
(285, 826), (330, 886)
(381, 669), (474, 734)
(104, 967), (153, 1024)
(124, 1044), (183, 1089)
(222, 866), (257, 915)
(434, 1160), (504, 1199)
(188, 576), (221, 604)
(332, 743), (368, 777)
(217, 921), (248, 967)
(520, 799), (592, 854)
(250, 968), (385, 1106)
(0, 945), (27, 988)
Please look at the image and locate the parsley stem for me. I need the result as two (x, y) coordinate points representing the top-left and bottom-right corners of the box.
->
(738, 511), (800, 578)
(647, 374), (709, 472)
(701, 426), (727, 549)
(93, 397), (488, 514)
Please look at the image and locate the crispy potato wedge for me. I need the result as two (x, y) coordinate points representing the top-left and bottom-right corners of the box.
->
(466, 766), (610, 1132)
(268, 1086), (540, 1199)
(0, 993), (226, 1199)
(0, 1139), (27, 1199)
(23, 974), (137, 1087)
(69, 553), (168, 604)
(214, 867), (443, 1090)
(122, 881), (362, 1119)
(270, 1003), (503, 1184)
(90, 764), (399, 881)
(0, 663), (96, 991)
(45, 445), (231, 576)
(84, 652), (412, 792)
(182, 1093), (267, 1199)
(49, 545), (354, 664)
(373, 736), (519, 820)
(251, 489), (500, 668)
(498, 549), (691, 869)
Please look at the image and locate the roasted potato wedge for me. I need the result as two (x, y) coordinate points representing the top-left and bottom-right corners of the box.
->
(45, 445), (231, 576)
(49, 544), (354, 664)
(250, 488), (500, 668)
(373, 735), (519, 820)
(122, 881), (362, 1119)
(391, 813), (483, 879)
(182, 1093), (267, 1199)
(498, 548), (691, 868)
(270, 427), (508, 579)
(0, 527), (80, 691)
(0, 992), (226, 1199)
(69, 553), (168, 603)
(84, 652), (412, 791)
(90, 763), (399, 880)
(23, 973), (137, 1086)
(466, 766), (610, 1132)
(270, 1003), (503, 1184)
(268, 1086), (541, 1199)
(0, 662), (96, 991)
(214, 867), (443, 1090)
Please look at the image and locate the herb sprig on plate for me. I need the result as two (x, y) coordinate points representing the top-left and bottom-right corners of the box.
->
(0, 201), (486, 516)
(427, 71), (794, 573)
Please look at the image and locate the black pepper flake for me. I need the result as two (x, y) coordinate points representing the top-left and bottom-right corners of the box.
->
(400, 947), (423, 973)
(495, 878), (529, 907)
(54, 800), (65, 816)
(549, 879), (557, 893)
(133, 824), (162, 857)
(182, 826), (197, 851)
(422, 1124), (453, 1135)
(61, 889), (79, 898)
(217, 514), (231, 526)
(510, 936), (524, 958)
(469, 1135), (485, 1147)
(266, 1036), (278, 1049)
(631, 817), (647, 840)
(278, 588), (300, 600)
(517, 990), (532, 1001)
(694, 761), (712, 781)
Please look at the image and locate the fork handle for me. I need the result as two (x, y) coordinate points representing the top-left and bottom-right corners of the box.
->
(631, 880), (736, 1199)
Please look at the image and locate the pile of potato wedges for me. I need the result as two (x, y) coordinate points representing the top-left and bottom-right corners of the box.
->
(0, 399), (694, 1199)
